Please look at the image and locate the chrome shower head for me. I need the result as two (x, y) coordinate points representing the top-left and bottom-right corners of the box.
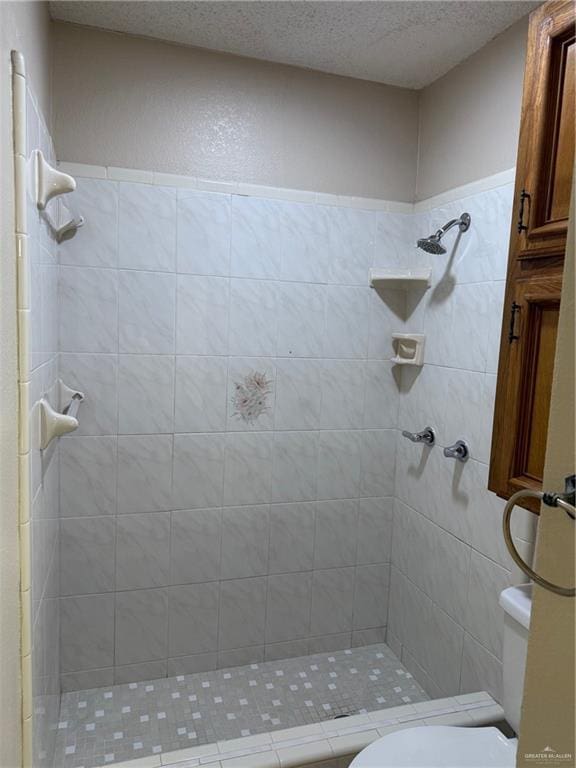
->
(416, 235), (446, 255)
(416, 212), (471, 254)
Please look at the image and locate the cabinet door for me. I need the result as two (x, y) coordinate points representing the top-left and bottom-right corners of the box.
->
(511, 0), (575, 260)
(489, 0), (574, 506)
(489, 275), (562, 507)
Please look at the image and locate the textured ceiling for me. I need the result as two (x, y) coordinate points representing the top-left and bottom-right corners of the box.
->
(49, 1), (539, 89)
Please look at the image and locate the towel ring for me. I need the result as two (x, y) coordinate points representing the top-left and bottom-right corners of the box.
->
(503, 481), (575, 597)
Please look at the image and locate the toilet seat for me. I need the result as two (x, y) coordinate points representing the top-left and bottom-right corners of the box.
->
(349, 726), (517, 768)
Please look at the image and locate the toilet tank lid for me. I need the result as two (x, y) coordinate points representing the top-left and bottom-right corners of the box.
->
(500, 585), (532, 629)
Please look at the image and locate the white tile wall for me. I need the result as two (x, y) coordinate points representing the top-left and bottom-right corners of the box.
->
(177, 190), (231, 276)
(57, 178), (399, 688)
(388, 180), (531, 704)
(53, 164), (523, 707)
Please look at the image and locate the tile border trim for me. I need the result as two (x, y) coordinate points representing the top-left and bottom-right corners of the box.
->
(57, 161), (516, 214)
(11, 48), (33, 768)
(413, 168), (516, 212)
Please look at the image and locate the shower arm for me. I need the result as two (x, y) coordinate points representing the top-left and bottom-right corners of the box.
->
(434, 219), (461, 238)
(433, 213), (471, 240)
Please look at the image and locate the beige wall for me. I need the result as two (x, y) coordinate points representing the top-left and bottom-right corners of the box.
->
(52, 22), (419, 201)
(1, 1), (52, 126)
(52, 17), (529, 202)
(517, 182), (575, 764)
(0, 5), (52, 767)
(416, 17), (528, 201)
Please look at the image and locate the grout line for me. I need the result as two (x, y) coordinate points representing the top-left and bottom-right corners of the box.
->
(112, 198), (121, 678)
(215, 508), (224, 658)
(349, 502), (361, 635)
(307, 505), (320, 647)
(457, 548), (474, 695)
(54, 344), (497, 373)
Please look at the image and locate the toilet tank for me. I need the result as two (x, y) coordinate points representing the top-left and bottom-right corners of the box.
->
(499, 584), (532, 735)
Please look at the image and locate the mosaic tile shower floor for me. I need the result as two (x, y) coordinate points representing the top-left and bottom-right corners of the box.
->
(55, 643), (429, 768)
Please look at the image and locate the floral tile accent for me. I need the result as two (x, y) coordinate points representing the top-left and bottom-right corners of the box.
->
(232, 371), (273, 424)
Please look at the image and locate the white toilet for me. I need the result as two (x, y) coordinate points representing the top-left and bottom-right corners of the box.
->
(351, 585), (532, 768)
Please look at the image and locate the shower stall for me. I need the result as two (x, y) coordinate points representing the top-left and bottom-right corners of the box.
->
(51, 175), (426, 767)
(13, 48), (536, 768)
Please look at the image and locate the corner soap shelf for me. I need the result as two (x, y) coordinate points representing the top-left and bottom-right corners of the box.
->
(34, 150), (85, 242)
(369, 268), (432, 291)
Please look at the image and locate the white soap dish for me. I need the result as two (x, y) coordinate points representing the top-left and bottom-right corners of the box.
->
(391, 333), (426, 366)
(35, 149), (76, 210)
(38, 380), (85, 449)
(39, 399), (78, 449)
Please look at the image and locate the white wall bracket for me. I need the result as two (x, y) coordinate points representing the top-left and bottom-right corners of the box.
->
(38, 380), (85, 449)
(35, 149), (76, 210)
(39, 399), (78, 449)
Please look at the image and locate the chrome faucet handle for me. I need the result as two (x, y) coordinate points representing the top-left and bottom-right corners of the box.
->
(443, 440), (469, 462)
(401, 427), (435, 446)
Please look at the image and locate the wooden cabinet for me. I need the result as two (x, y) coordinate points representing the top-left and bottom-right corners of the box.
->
(512, 0), (575, 260)
(489, 0), (574, 505)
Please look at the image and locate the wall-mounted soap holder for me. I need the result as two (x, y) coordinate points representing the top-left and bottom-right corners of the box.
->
(38, 380), (85, 449)
(34, 150), (84, 241)
(391, 333), (425, 366)
(35, 149), (76, 210)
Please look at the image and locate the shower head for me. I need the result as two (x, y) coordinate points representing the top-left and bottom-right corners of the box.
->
(416, 212), (471, 254)
(416, 234), (446, 254)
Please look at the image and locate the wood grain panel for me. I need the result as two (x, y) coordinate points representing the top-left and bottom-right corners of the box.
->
(509, 0), (575, 260)
(519, 302), (560, 480)
(489, 0), (573, 506)
(548, 40), (574, 222)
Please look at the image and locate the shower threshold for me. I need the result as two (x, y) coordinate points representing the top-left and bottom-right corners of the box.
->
(55, 642), (429, 768)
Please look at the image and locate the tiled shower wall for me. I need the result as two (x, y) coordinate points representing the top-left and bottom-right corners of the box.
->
(56, 179), (403, 691)
(387, 183), (537, 703)
(18, 67), (61, 766)
(56, 166), (534, 704)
